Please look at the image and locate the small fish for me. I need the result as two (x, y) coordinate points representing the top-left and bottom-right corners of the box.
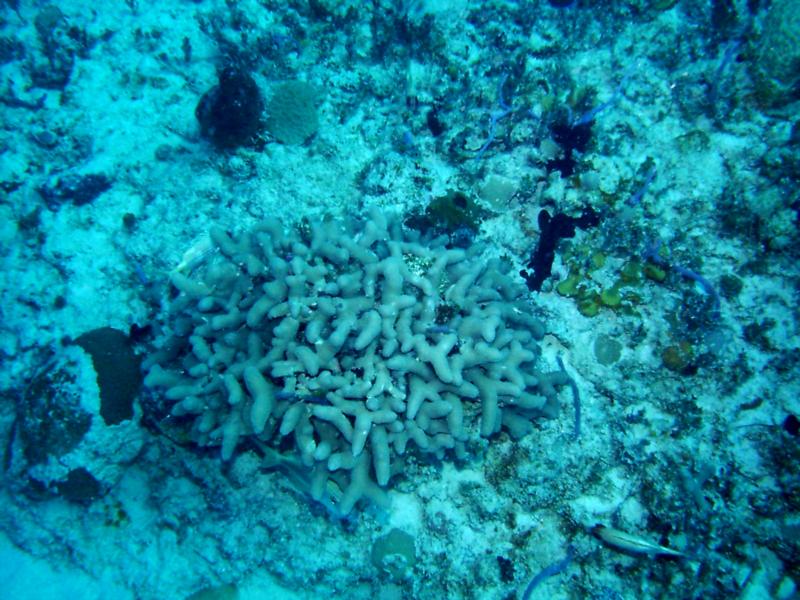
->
(425, 325), (455, 335)
(174, 235), (214, 274)
(592, 524), (685, 558)
(275, 390), (330, 405)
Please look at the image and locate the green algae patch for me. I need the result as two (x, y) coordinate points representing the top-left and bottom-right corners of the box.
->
(619, 261), (642, 284)
(643, 262), (667, 283)
(577, 295), (601, 317)
(556, 272), (582, 297)
(600, 286), (622, 308)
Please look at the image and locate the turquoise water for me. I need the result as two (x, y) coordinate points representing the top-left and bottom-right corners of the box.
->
(0, 1), (798, 599)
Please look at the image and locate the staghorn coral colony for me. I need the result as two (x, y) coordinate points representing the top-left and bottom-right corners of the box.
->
(145, 209), (566, 514)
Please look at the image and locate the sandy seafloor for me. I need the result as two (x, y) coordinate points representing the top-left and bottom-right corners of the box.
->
(0, 0), (799, 599)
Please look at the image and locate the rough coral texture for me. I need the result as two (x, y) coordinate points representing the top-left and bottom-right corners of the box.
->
(266, 80), (319, 145)
(144, 210), (566, 514)
(750, 0), (800, 107)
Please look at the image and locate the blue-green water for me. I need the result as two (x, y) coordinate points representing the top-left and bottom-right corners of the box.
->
(0, 1), (798, 599)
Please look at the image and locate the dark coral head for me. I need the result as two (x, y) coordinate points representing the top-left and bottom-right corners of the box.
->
(195, 67), (264, 149)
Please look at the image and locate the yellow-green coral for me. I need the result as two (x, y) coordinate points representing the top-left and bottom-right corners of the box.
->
(644, 263), (667, 283)
(556, 272), (582, 297)
(619, 260), (642, 284)
(577, 295), (601, 317)
(600, 286), (622, 308)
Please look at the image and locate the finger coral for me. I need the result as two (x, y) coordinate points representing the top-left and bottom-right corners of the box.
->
(144, 209), (566, 514)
